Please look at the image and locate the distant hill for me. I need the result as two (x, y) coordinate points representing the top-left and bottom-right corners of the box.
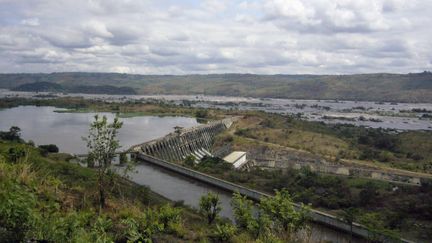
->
(12, 81), (64, 92)
(11, 81), (136, 95)
(1, 72), (431, 102)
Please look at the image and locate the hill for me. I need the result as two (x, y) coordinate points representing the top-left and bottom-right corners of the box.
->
(1, 72), (432, 102)
(11, 81), (137, 95)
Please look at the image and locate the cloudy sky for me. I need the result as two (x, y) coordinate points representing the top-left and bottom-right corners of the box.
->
(0, 0), (431, 74)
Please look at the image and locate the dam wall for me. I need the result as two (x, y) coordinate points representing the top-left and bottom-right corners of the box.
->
(129, 117), (238, 162)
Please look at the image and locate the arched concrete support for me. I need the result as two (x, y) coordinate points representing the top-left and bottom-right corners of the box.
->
(167, 139), (178, 161)
(173, 138), (182, 159)
(129, 117), (241, 161)
(171, 139), (182, 161)
(165, 140), (175, 161)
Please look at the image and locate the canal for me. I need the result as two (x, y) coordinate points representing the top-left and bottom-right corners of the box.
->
(127, 161), (365, 243)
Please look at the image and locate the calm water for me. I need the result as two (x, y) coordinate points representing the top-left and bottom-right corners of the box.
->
(0, 106), (198, 154)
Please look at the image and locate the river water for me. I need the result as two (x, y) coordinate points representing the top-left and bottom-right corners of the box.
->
(0, 105), (363, 242)
(0, 106), (198, 154)
(1, 89), (431, 131)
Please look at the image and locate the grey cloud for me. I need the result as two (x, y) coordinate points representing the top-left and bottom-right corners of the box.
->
(0, 0), (430, 74)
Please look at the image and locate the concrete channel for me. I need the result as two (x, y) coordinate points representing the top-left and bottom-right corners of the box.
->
(136, 153), (413, 243)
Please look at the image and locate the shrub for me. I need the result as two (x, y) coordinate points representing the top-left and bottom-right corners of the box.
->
(0, 181), (37, 242)
(213, 223), (236, 242)
(231, 192), (257, 232)
(199, 192), (222, 224)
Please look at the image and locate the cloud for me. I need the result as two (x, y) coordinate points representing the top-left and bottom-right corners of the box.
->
(82, 20), (113, 38)
(21, 18), (40, 26)
(262, 0), (397, 33)
(0, 0), (430, 74)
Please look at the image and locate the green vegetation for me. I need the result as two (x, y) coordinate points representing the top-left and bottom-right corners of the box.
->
(229, 112), (432, 174)
(190, 157), (432, 240)
(199, 192), (222, 225)
(1, 72), (432, 102)
(231, 190), (310, 242)
(1, 96), (432, 241)
(0, 126), (23, 142)
(83, 115), (123, 209)
(1, 127), (315, 242)
(38, 144), (59, 156)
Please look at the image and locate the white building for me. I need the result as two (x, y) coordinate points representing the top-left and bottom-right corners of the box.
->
(223, 151), (247, 169)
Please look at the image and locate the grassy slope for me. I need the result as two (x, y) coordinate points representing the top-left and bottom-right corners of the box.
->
(1, 72), (432, 102)
(0, 141), (235, 242)
(227, 111), (432, 176)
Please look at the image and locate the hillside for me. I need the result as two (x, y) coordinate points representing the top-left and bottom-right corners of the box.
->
(1, 72), (432, 102)
(11, 81), (137, 95)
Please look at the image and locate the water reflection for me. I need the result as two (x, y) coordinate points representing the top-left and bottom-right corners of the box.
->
(0, 106), (198, 154)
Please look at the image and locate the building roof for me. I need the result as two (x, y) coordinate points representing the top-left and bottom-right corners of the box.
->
(223, 151), (247, 168)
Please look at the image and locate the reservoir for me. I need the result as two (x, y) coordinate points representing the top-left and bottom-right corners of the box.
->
(0, 106), (198, 154)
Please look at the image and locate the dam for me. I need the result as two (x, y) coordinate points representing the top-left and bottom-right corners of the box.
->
(129, 117), (238, 162)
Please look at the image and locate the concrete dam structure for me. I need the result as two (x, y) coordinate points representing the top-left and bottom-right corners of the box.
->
(129, 117), (238, 162)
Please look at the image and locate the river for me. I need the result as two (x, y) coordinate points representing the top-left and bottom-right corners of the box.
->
(0, 106), (198, 154)
(1, 89), (431, 131)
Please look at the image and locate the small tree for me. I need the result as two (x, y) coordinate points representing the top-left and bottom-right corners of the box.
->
(260, 189), (310, 235)
(199, 192), (222, 224)
(231, 192), (257, 232)
(83, 115), (123, 210)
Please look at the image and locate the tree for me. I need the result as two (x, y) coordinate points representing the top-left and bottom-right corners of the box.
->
(0, 126), (22, 141)
(8, 147), (26, 163)
(38, 144), (59, 156)
(338, 207), (359, 242)
(260, 189), (310, 234)
(231, 192), (257, 232)
(199, 192), (222, 224)
(83, 115), (123, 210)
(38, 144), (59, 153)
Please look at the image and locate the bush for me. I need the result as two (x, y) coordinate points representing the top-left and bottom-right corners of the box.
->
(0, 181), (37, 242)
(38, 144), (59, 152)
(199, 192), (222, 224)
(213, 223), (236, 242)
(8, 147), (26, 163)
(0, 126), (22, 142)
(184, 155), (196, 167)
(38, 144), (59, 154)
(231, 192), (257, 232)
